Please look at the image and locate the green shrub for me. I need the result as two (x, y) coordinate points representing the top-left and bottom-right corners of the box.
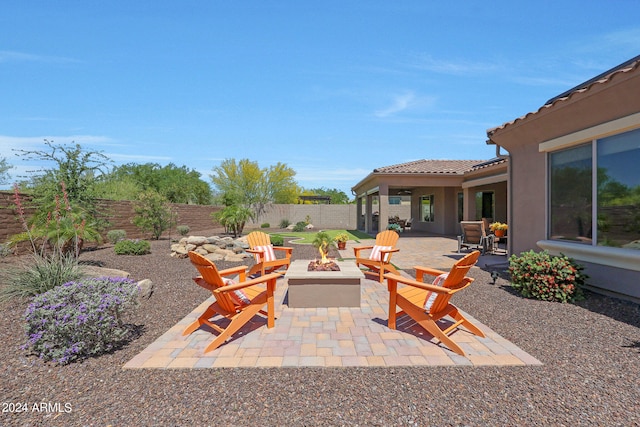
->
(114, 239), (151, 255)
(292, 221), (307, 232)
(508, 250), (587, 303)
(0, 253), (85, 302)
(279, 219), (290, 229)
(106, 229), (127, 244)
(22, 277), (139, 365)
(0, 243), (12, 257)
(270, 234), (284, 246)
(261, 223), (270, 228)
(176, 225), (190, 236)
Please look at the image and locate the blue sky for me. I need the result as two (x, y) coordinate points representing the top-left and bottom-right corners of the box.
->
(1, 1), (639, 197)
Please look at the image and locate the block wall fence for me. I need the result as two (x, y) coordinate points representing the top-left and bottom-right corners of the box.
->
(0, 191), (411, 245)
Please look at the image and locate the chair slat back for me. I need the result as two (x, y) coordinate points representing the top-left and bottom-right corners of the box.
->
(247, 231), (272, 248)
(460, 221), (485, 244)
(430, 251), (480, 313)
(376, 230), (399, 248)
(188, 251), (237, 313)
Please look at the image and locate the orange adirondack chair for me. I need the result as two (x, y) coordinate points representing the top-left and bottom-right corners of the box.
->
(246, 231), (293, 277)
(353, 230), (400, 282)
(384, 250), (485, 355)
(183, 251), (281, 353)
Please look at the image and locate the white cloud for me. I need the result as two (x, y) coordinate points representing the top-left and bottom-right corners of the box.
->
(0, 50), (80, 64)
(410, 55), (499, 76)
(374, 92), (436, 118)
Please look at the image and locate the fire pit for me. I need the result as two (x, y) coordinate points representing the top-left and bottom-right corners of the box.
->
(285, 260), (364, 308)
(307, 259), (341, 271)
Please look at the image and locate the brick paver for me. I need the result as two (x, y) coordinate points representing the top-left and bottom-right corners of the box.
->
(124, 236), (537, 369)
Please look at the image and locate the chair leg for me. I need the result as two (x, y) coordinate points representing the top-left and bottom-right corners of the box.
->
(183, 305), (218, 336)
(449, 307), (486, 338)
(203, 305), (263, 353)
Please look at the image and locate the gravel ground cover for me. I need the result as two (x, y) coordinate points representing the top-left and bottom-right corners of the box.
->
(0, 230), (639, 426)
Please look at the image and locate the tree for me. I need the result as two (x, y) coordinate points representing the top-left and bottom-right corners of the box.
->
(11, 141), (111, 252)
(132, 190), (176, 240)
(213, 205), (252, 237)
(0, 157), (13, 185)
(102, 162), (212, 204)
(14, 140), (111, 207)
(210, 158), (298, 221)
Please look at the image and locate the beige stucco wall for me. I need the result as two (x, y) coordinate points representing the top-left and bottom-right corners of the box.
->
(491, 69), (640, 255)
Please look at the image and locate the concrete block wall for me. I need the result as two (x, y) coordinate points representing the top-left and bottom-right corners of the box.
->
(0, 191), (222, 244)
(248, 204), (359, 230)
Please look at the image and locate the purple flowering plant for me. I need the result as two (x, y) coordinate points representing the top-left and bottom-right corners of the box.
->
(508, 250), (587, 303)
(22, 276), (139, 365)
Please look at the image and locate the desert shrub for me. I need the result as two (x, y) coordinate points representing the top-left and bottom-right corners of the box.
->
(106, 229), (127, 244)
(0, 253), (85, 302)
(22, 277), (139, 365)
(270, 234), (284, 246)
(261, 223), (270, 228)
(176, 225), (190, 236)
(292, 221), (307, 232)
(0, 243), (12, 257)
(279, 219), (290, 229)
(114, 239), (151, 255)
(509, 250), (587, 303)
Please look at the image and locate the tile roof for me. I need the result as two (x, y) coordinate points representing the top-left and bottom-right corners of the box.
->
(373, 159), (485, 175)
(487, 55), (640, 136)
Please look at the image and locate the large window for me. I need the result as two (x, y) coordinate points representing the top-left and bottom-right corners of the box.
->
(549, 127), (640, 249)
(597, 128), (640, 248)
(421, 195), (434, 222)
(549, 144), (592, 243)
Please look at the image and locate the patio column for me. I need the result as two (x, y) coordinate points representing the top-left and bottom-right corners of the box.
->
(365, 194), (374, 234)
(378, 183), (389, 233)
(356, 196), (364, 231)
(463, 187), (475, 221)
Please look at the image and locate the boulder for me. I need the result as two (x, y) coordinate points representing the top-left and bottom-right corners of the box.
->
(137, 279), (154, 300)
(186, 235), (208, 246)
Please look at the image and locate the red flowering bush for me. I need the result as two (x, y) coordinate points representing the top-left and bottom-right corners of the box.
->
(508, 250), (587, 303)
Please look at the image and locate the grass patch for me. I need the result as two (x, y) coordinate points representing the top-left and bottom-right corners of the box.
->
(270, 229), (371, 244)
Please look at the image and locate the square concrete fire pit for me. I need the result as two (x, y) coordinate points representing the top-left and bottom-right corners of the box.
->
(285, 260), (364, 308)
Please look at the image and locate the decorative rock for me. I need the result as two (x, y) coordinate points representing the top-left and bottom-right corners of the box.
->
(204, 253), (225, 262)
(170, 234), (264, 262)
(137, 279), (154, 300)
(202, 243), (219, 253)
(186, 235), (208, 246)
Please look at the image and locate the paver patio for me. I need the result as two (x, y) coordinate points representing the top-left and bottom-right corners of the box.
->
(124, 235), (539, 369)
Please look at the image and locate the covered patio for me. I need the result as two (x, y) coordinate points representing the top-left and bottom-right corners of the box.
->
(351, 158), (509, 242)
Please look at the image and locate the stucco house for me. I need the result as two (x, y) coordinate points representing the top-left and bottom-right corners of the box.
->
(488, 54), (640, 301)
(352, 55), (640, 302)
(351, 158), (507, 235)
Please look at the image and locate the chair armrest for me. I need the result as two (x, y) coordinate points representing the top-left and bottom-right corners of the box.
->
(384, 273), (453, 294)
(192, 276), (215, 292)
(380, 248), (400, 254)
(246, 249), (261, 254)
(353, 245), (373, 257)
(414, 265), (446, 281)
(216, 272), (281, 293)
(219, 265), (248, 281)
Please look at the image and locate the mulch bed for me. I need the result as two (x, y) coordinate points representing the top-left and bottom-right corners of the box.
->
(0, 230), (639, 426)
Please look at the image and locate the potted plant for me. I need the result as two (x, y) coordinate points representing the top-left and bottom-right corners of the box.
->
(490, 222), (508, 237)
(333, 232), (349, 250)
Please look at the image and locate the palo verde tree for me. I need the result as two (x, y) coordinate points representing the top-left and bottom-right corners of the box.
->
(12, 141), (112, 251)
(0, 157), (13, 185)
(210, 158), (299, 221)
